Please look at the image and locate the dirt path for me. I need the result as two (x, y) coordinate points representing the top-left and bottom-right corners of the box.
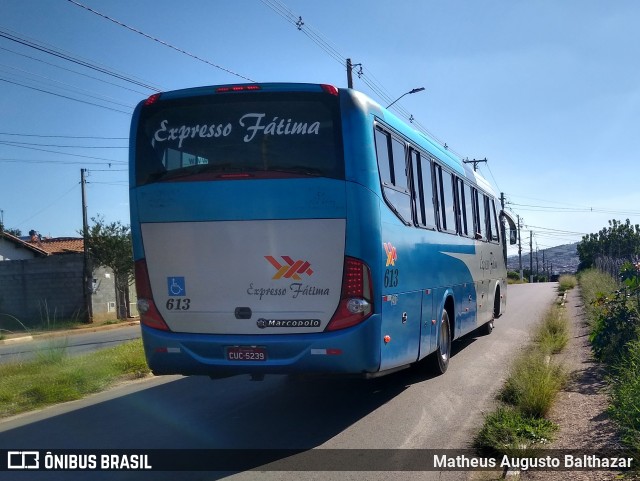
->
(523, 287), (623, 480)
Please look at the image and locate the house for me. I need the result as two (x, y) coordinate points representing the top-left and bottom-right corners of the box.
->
(0, 229), (135, 327)
(0, 230), (48, 260)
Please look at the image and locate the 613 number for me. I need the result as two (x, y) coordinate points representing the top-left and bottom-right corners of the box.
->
(166, 298), (191, 310)
(384, 269), (399, 288)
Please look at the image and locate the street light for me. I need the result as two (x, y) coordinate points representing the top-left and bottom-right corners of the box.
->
(386, 87), (425, 109)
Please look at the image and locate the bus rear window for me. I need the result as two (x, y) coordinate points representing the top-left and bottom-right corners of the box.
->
(135, 93), (343, 185)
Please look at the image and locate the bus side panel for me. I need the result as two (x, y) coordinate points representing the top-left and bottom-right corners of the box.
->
(454, 281), (477, 337)
(419, 288), (434, 359)
(379, 290), (422, 370)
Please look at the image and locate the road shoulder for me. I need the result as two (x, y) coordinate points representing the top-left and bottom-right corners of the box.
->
(523, 287), (623, 481)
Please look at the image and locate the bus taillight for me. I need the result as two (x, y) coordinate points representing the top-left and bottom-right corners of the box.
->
(135, 259), (170, 331)
(216, 85), (261, 93)
(325, 257), (373, 331)
(321, 84), (339, 96)
(144, 93), (161, 105)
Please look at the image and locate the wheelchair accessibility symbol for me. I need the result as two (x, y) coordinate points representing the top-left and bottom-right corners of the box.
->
(167, 277), (186, 296)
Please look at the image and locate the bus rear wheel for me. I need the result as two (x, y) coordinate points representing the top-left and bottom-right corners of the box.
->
(429, 309), (451, 375)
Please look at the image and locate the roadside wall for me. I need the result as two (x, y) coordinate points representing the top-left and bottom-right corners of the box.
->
(0, 254), (86, 329)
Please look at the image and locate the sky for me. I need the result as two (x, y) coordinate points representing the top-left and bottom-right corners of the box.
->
(1, 0), (639, 258)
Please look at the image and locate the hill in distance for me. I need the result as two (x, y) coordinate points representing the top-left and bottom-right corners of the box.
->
(507, 242), (579, 274)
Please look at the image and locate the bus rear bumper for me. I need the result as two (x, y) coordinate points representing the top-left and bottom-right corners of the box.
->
(141, 319), (380, 377)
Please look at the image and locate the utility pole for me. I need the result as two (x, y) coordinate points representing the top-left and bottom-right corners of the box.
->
(463, 158), (488, 172)
(346, 58), (353, 89)
(81, 169), (93, 323)
(500, 192), (507, 265)
(529, 231), (533, 283)
(517, 215), (523, 281)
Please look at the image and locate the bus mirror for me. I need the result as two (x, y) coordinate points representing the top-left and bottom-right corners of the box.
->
(500, 210), (518, 245)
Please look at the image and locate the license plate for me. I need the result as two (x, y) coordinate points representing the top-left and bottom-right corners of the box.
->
(226, 346), (267, 361)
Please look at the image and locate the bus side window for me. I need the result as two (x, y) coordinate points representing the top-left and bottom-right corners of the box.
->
(457, 179), (472, 237)
(471, 188), (484, 240)
(374, 127), (412, 224)
(488, 198), (500, 243)
(375, 128), (392, 184)
(410, 150), (424, 226)
(410, 150), (436, 229)
(421, 156), (437, 228)
(478, 193), (489, 241)
(436, 165), (456, 233)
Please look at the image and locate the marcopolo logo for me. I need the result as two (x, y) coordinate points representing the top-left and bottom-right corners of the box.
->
(257, 318), (321, 329)
(265, 256), (314, 280)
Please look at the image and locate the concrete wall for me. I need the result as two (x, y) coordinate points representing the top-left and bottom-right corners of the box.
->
(0, 254), (125, 329)
(0, 254), (86, 328)
(91, 265), (117, 322)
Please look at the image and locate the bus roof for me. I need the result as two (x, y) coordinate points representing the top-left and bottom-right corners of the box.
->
(138, 82), (497, 196)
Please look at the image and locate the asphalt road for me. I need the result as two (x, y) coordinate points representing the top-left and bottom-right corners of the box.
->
(0, 283), (559, 481)
(0, 324), (141, 364)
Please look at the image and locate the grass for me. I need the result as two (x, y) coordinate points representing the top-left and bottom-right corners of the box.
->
(558, 275), (577, 293)
(535, 304), (570, 354)
(475, 406), (558, 455)
(499, 348), (566, 418)
(0, 339), (149, 418)
(475, 302), (569, 456)
(577, 268), (617, 323)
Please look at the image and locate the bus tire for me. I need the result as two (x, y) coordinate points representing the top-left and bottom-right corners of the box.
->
(480, 289), (500, 335)
(429, 309), (451, 375)
(480, 319), (494, 336)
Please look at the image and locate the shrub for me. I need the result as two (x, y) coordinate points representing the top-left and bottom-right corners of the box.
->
(609, 340), (640, 456)
(589, 291), (640, 363)
(558, 275), (577, 293)
(500, 349), (565, 418)
(535, 306), (569, 355)
(475, 406), (558, 456)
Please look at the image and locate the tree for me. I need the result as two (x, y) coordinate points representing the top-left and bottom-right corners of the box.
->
(0, 222), (22, 237)
(577, 219), (640, 271)
(84, 216), (134, 320)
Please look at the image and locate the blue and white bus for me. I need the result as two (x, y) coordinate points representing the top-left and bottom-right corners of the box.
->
(129, 83), (516, 379)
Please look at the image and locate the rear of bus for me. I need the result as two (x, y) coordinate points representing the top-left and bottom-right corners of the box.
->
(130, 83), (380, 377)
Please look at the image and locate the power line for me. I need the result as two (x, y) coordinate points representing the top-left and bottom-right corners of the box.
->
(0, 62), (135, 109)
(14, 183), (79, 228)
(0, 141), (126, 162)
(0, 132), (127, 139)
(0, 77), (132, 115)
(0, 158), (124, 166)
(509, 202), (640, 216)
(0, 44), (153, 96)
(259, 0), (461, 159)
(0, 28), (161, 91)
(66, 0), (255, 83)
(0, 140), (127, 149)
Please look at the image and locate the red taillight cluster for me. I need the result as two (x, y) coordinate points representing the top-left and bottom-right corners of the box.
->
(321, 84), (339, 96)
(325, 257), (373, 331)
(134, 259), (170, 331)
(144, 93), (161, 106)
(216, 85), (261, 93)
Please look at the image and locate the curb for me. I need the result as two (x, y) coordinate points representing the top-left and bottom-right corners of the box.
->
(0, 335), (34, 345)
